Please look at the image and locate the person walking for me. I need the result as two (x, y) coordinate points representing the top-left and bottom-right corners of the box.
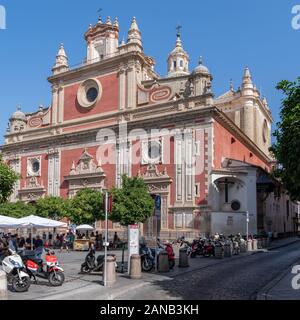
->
(60, 234), (69, 253)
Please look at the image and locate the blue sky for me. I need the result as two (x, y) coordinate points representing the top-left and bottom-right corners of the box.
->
(0, 0), (299, 144)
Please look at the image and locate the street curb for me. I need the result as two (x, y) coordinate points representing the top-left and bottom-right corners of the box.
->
(100, 281), (148, 300)
(268, 239), (300, 251)
(256, 257), (300, 300)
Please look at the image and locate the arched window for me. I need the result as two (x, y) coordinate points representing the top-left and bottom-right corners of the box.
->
(173, 60), (177, 69)
(180, 60), (183, 68)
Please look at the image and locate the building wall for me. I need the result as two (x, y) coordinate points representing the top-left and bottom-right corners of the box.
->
(63, 73), (119, 122)
(213, 120), (270, 171)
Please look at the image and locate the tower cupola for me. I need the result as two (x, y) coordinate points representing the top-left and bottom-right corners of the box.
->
(167, 27), (190, 77)
(85, 15), (119, 63)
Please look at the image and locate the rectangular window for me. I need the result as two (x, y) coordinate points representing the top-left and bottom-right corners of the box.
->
(184, 213), (194, 229)
(287, 200), (290, 220)
(175, 213), (183, 228)
(173, 61), (177, 68)
(195, 184), (200, 197)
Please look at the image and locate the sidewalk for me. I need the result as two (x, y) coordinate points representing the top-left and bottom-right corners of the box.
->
(257, 258), (300, 300)
(257, 237), (300, 300)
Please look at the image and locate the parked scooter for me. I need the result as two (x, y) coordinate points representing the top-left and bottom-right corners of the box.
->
(81, 248), (105, 273)
(140, 244), (155, 272)
(203, 240), (215, 257)
(80, 248), (117, 274)
(1, 249), (31, 292)
(190, 239), (205, 258)
(21, 248), (65, 287)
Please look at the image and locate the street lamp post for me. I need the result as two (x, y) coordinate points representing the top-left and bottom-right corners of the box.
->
(104, 191), (108, 287)
(246, 211), (250, 240)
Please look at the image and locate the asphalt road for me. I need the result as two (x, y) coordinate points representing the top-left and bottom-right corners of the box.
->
(116, 241), (300, 300)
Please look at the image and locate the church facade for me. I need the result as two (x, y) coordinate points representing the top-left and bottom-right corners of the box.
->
(1, 16), (299, 239)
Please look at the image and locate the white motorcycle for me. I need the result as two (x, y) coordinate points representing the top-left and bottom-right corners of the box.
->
(1, 249), (31, 292)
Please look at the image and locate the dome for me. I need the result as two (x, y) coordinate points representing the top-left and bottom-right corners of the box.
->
(11, 108), (26, 122)
(193, 57), (210, 75)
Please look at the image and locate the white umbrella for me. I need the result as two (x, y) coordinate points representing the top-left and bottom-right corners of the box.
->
(75, 224), (94, 231)
(17, 215), (68, 249)
(0, 215), (25, 228)
(18, 215), (68, 228)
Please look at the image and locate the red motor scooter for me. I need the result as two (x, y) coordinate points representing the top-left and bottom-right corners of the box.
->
(21, 248), (65, 286)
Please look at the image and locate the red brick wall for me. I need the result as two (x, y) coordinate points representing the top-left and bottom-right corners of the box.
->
(213, 121), (271, 172)
(63, 73), (119, 122)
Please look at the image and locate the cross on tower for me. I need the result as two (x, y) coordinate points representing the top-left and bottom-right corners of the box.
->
(97, 8), (103, 19)
(176, 25), (182, 37)
(218, 178), (235, 203)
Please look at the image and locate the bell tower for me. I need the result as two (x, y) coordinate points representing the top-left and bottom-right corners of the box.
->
(167, 26), (190, 77)
(85, 16), (119, 63)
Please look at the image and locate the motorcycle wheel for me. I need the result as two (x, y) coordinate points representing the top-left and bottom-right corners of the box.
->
(142, 258), (154, 272)
(49, 271), (65, 287)
(12, 276), (31, 293)
(190, 252), (197, 258)
(80, 263), (91, 274)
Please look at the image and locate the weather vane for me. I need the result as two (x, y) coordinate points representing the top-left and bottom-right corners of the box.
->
(97, 8), (103, 20)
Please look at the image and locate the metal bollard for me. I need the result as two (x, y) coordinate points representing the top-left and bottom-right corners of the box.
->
(129, 255), (142, 279)
(257, 238), (263, 249)
(214, 244), (224, 259)
(178, 248), (189, 268)
(103, 255), (117, 287)
(0, 270), (7, 300)
(252, 239), (258, 251)
(158, 251), (170, 272)
(240, 241), (247, 253)
(247, 240), (253, 252)
(224, 243), (232, 258)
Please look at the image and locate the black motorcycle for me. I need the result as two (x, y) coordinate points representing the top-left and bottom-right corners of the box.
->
(190, 239), (204, 258)
(140, 244), (155, 272)
(80, 248), (105, 274)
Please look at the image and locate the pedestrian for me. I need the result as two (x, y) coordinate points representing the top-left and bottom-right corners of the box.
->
(48, 232), (53, 247)
(113, 232), (120, 249)
(34, 235), (44, 260)
(18, 237), (26, 251)
(60, 234), (69, 253)
(42, 231), (47, 243)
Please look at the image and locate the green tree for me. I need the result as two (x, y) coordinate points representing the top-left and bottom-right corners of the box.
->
(70, 188), (104, 225)
(110, 175), (154, 226)
(35, 196), (71, 219)
(270, 78), (300, 200)
(0, 201), (36, 218)
(0, 156), (19, 204)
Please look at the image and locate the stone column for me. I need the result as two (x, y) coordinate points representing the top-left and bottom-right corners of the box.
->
(51, 85), (59, 125)
(118, 67), (126, 111)
(58, 85), (64, 124)
(175, 131), (183, 204)
(126, 63), (137, 109)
